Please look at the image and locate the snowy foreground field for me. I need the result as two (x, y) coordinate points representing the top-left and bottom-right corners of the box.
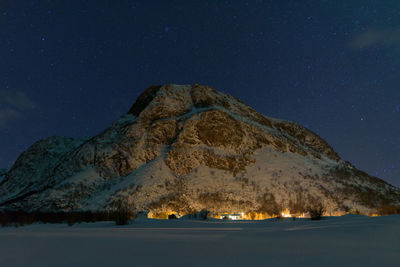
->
(1, 215), (399, 267)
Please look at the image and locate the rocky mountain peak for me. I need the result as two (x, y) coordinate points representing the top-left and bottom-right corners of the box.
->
(127, 84), (255, 123)
(128, 85), (162, 116)
(125, 84), (340, 162)
(1, 84), (399, 216)
(128, 84), (224, 115)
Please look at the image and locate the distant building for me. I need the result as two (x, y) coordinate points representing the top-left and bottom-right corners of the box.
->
(220, 214), (242, 220)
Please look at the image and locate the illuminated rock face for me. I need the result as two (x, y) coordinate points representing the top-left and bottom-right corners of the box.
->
(0, 84), (399, 216)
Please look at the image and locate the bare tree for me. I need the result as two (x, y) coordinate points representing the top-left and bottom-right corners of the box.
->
(113, 198), (133, 225)
(307, 202), (325, 220)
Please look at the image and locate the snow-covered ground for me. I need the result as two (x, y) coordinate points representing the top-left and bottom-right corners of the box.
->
(1, 215), (399, 267)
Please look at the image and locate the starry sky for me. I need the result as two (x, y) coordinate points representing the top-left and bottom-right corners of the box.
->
(1, 0), (399, 186)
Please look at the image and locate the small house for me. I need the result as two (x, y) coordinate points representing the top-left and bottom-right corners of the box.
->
(220, 214), (242, 220)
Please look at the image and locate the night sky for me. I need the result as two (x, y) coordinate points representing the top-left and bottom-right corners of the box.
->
(1, 1), (399, 186)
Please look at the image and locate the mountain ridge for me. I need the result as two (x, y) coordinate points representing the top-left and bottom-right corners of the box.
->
(1, 84), (399, 218)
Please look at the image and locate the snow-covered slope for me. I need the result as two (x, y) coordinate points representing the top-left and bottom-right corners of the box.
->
(0, 84), (399, 216)
(0, 136), (87, 206)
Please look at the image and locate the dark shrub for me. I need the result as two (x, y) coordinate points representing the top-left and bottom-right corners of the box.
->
(308, 203), (325, 220)
(113, 199), (132, 226)
(257, 193), (280, 216)
(198, 209), (210, 220)
(67, 215), (75, 226)
(0, 210), (116, 227)
(67, 212), (79, 226)
(168, 214), (177, 220)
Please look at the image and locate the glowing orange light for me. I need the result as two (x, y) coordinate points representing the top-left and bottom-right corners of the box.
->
(281, 208), (292, 218)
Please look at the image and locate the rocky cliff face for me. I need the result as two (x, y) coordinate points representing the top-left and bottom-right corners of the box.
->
(1, 84), (399, 217)
(0, 169), (6, 184)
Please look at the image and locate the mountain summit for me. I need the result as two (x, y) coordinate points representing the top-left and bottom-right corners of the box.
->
(1, 84), (399, 217)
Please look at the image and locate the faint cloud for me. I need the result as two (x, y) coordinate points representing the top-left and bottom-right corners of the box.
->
(350, 28), (400, 50)
(0, 91), (37, 110)
(0, 90), (38, 128)
(0, 108), (23, 128)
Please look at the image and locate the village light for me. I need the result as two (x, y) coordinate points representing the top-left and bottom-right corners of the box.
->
(220, 214), (241, 220)
(281, 208), (292, 218)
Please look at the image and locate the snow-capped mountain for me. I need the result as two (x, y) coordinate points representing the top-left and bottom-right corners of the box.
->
(1, 84), (399, 217)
